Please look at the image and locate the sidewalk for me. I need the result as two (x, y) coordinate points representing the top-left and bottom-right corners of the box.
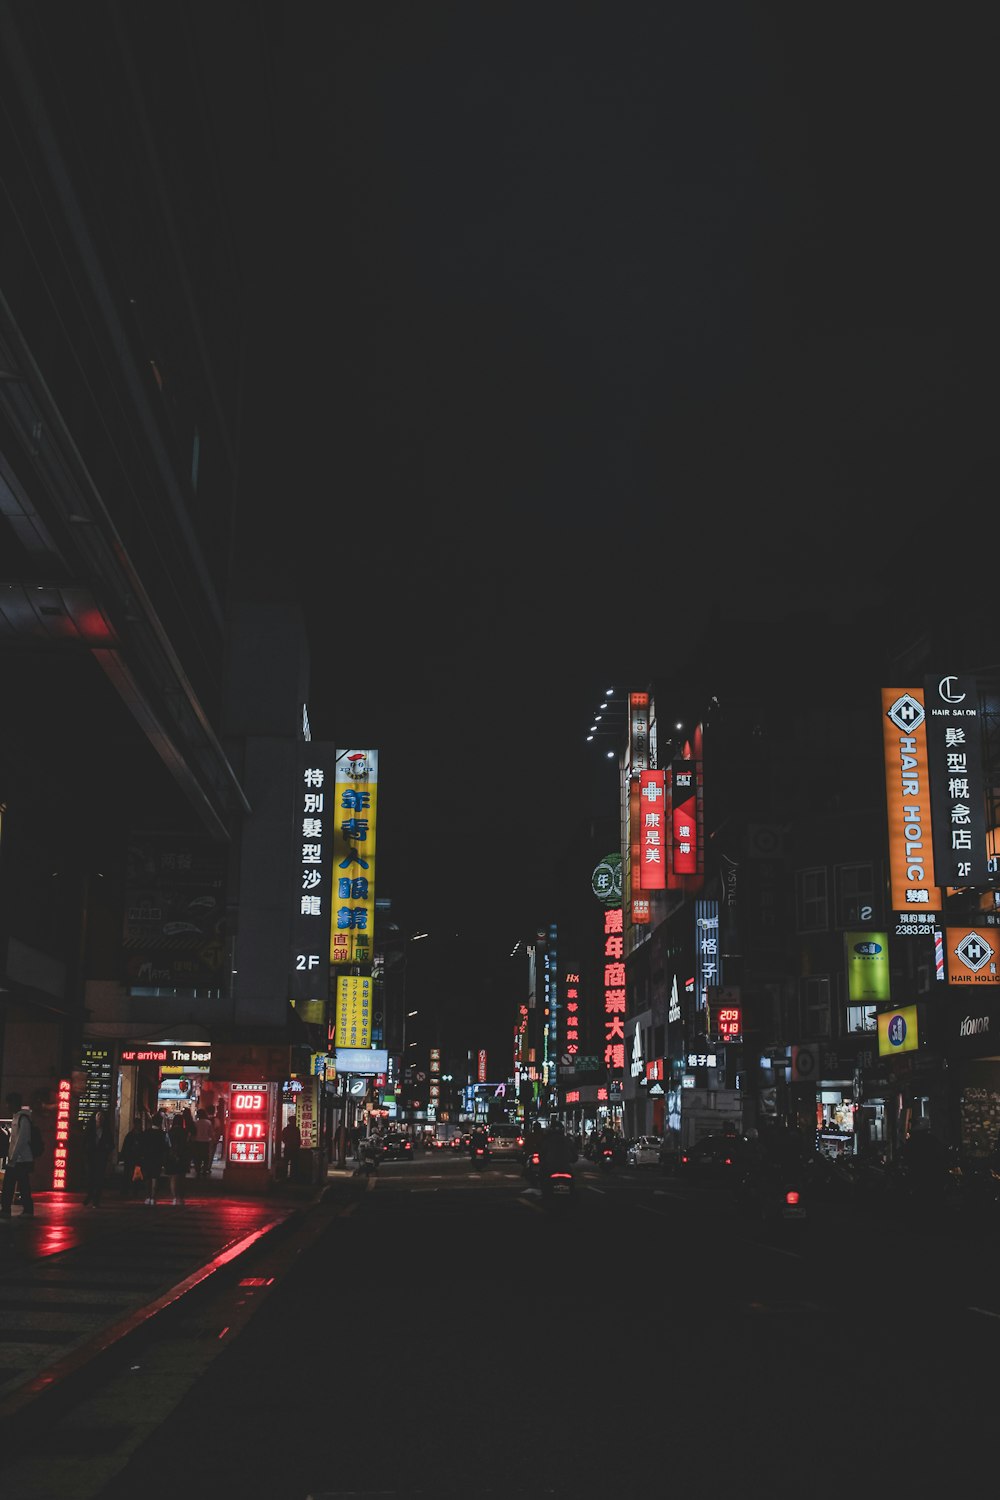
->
(0, 1163), (364, 1439)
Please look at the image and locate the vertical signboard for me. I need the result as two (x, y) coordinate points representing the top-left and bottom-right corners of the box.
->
(638, 769), (667, 889)
(330, 749), (378, 969)
(603, 905), (626, 1075)
(845, 932), (891, 1003)
(562, 965), (582, 1066)
(290, 743), (339, 1002)
(628, 692), (650, 773)
(695, 899), (720, 1013)
(923, 674), (989, 888)
(334, 972), (373, 1049)
(881, 689), (940, 918)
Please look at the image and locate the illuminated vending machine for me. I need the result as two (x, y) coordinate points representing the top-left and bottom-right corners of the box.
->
(223, 1081), (275, 1186)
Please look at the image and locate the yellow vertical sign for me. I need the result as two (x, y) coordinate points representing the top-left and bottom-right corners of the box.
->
(329, 749), (378, 968)
(335, 973), (372, 1049)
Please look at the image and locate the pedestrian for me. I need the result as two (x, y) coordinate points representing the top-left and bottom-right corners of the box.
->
(212, 1103), (226, 1164)
(120, 1115), (145, 1197)
(191, 1108), (215, 1178)
(136, 1120), (167, 1205)
(1, 1091), (36, 1218)
(281, 1117), (302, 1182)
(82, 1107), (115, 1208)
(166, 1114), (191, 1204)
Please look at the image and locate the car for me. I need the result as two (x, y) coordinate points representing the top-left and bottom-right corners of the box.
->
(626, 1134), (663, 1168)
(487, 1123), (525, 1159)
(675, 1132), (752, 1183)
(378, 1133), (413, 1161)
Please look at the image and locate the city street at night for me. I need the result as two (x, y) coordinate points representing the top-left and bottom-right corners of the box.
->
(3, 1152), (999, 1498)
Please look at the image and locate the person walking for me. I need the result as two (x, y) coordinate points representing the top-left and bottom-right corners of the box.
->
(136, 1120), (167, 1205)
(82, 1107), (115, 1208)
(281, 1117), (302, 1183)
(191, 1108), (215, 1178)
(1, 1091), (36, 1218)
(166, 1114), (191, 1204)
(212, 1103), (226, 1166)
(119, 1115), (145, 1198)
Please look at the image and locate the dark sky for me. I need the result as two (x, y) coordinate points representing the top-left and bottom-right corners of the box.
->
(232, 5), (994, 1053)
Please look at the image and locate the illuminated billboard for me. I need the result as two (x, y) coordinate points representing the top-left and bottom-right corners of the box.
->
(881, 688), (940, 916)
(329, 748), (378, 969)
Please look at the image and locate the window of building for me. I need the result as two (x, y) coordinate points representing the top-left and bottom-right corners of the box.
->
(796, 867), (829, 932)
(835, 863), (878, 928)
(799, 975), (831, 1037)
(846, 1004), (877, 1033)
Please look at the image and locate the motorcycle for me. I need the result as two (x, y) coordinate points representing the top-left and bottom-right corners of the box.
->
(523, 1148), (542, 1187)
(598, 1145), (615, 1173)
(542, 1167), (575, 1208)
(471, 1144), (490, 1169)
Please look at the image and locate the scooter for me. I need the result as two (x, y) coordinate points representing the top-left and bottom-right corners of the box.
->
(599, 1145), (615, 1173)
(472, 1144), (490, 1169)
(542, 1167), (575, 1208)
(523, 1148), (542, 1186)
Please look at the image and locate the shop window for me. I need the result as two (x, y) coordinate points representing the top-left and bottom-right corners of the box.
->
(846, 1004), (877, 1033)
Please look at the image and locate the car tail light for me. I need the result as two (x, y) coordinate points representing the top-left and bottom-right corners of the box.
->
(530, 1151), (540, 1166)
(517, 1136), (524, 1148)
(680, 1154), (689, 1165)
(785, 1189), (800, 1206)
(550, 1172), (572, 1180)
(724, 1156), (733, 1166)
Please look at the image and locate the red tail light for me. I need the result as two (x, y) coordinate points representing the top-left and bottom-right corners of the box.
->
(724, 1156), (733, 1166)
(550, 1172), (572, 1180)
(785, 1189), (800, 1206)
(530, 1152), (540, 1165)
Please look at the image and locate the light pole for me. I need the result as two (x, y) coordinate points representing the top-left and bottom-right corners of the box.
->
(400, 1010), (417, 1123)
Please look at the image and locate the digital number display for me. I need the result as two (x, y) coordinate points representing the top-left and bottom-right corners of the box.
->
(717, 1006), (742, 1040)
(228, 1084), (269, 1167)
(232, 1092), (266, 1112)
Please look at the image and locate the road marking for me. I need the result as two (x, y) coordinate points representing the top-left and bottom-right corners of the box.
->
(968, 1306), (1000, 1319)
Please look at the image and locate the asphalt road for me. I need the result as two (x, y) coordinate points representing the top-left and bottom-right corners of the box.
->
(5, 1152), (1000, 1499)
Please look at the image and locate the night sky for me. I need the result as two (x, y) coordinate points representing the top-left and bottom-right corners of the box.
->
(230, 5), (994, 1056)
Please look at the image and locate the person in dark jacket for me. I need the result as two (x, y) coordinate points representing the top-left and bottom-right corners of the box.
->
(166, 1115), (192, 1205)
(136, 1122), (167, 1206)
(1, 1091), (35, 1218)
(120, 1115), (145, 1197)
(82, 1107), (115, 1207)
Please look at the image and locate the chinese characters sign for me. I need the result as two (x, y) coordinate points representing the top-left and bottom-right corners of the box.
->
(334, 973), (373, 1048)
(695, 900), (719, 1012)
(638, 770), (667, 890)
(330, 748), (378, 968)
(562, 966), (581, 1066)
(603, 906), (626, 1074)
(290, 745), (340, 1001)
(923, 674), (989, 888)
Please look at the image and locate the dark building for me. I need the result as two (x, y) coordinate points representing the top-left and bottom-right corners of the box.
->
(0, 3), (313, 1177)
